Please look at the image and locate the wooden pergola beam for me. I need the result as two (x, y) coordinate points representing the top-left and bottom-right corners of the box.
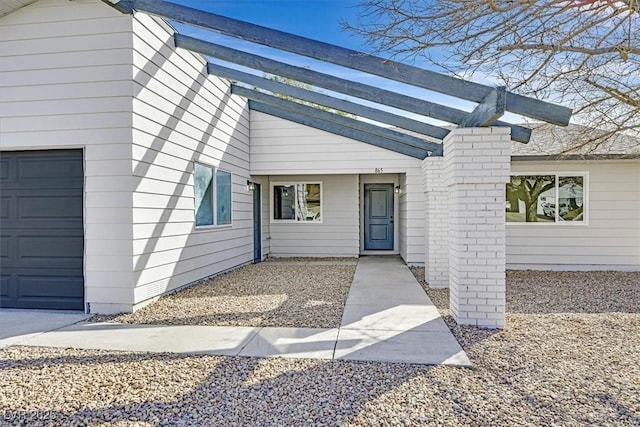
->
(208, 63), (450, 141)
(460, 87), (506, 127)
(177, 34), (532, 143)
(234, 86), (442, 157)
(248, 101), (431, 159)
(115, 0), (572, 126)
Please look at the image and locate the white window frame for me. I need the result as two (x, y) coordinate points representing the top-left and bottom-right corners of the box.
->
(270, 182), (323, 224)
(193, 162), (233, 229)
(506, 172), (588, 225)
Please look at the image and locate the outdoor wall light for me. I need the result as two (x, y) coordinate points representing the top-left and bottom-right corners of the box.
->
(394, 185), (401, 194)
(247, 181), (256, 191)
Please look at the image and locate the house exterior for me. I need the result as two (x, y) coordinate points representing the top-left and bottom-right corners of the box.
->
(1, 1), (638, 327)
(508, 125), (640, 271)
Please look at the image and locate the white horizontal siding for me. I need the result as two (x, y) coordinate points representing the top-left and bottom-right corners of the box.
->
(0, 0), (135, 310)
(507, 160), (640, 270)
(267, 175), (360, 257)
(250, 111), (426, 260)
(130, 13), (252, 304)
(250, 111), (424, 175)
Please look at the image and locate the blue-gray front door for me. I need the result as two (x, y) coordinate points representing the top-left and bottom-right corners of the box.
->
(364, 183), (394, 250)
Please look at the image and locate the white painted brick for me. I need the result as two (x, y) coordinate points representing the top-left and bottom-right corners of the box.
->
(445, 128), (509, 329)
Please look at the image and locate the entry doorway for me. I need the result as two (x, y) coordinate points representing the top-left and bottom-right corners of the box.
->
(363, 183), (394, 250)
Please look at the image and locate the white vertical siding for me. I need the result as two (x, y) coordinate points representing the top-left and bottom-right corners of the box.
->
(507, 160), (640, 270)
(250, 111), (425, 262)
(130, 13), (252, 304)
(0, 0), (136, 311)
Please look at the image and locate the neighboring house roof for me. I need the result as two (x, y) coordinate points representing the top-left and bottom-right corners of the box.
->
(511, 124), (640, 160)
(0, 0), (37, 18)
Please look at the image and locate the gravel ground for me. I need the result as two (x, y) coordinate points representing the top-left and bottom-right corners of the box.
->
(91, 262), (355, 329)
(2, 269), (639, 426)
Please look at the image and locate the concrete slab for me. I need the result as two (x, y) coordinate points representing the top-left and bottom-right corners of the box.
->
(239, 327), (339, 360)
(334, 329), (471, 366)
(340, 304), (446, 332)
(19, 322), (261, 356)
(0, 309), (90, 348)
(4, 255), (471, 367)
(345, 286), (430, 305)
(336, 256), (472, 367)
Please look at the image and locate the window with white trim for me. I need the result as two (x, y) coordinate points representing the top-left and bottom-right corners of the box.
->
(194, 163), (232, 227)
(272, 183), (322, 222)
(506, 174), (586, 223)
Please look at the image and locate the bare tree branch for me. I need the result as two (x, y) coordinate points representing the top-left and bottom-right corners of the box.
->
(346, 0), (639, 152)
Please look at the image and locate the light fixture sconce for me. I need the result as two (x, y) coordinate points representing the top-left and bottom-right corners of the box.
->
(394, 185), (401, 194)
(247, 180), (256, 192)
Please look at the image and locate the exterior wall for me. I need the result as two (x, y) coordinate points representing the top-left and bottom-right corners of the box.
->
(1, 1), (253, 313)
(130, 14), (252, 307)
(508, 159), (640, 270)
(0, 0), (135, 312)
(400, 169), (425, 265)
(250, 111), (425, 263)
(265, 174), (360, 257)
(422, 156), (449, 287)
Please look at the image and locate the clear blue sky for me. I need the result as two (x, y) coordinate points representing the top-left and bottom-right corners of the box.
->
(172, 0), (365, 50)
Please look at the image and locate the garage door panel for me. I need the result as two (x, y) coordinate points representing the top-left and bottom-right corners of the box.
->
(0, 235), (9, 260)
(0, 158), (11, 181)
(17, 235), (84, 266)
(17, 156), (83, 187)
(0, 275), (10, 299)
(18, 194), (83, 222)
(18, 276), (83, 298)
(0, 196), (9, 219)
(0, 149), (84, 310)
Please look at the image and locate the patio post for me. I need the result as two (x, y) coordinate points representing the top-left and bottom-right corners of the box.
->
(443, 127), (511, 328)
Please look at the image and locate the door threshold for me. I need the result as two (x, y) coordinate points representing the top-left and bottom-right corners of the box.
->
(360, 250), (398, 256)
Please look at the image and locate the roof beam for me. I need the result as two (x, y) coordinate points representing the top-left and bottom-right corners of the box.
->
(176, 34), (532, 143)
(207, 63), (450, 141)
(234, 86), (442, 155)
(460, 87), (506, 127)
(249, 101), (430, 159)
(116, 0), (572, 126)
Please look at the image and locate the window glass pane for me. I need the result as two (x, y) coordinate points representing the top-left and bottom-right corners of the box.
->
(194, 163), (213, 226)
(216, 170), (232, 225)
(295, 183), (321, 221)
(506, 175), (556, 222)
(273, 185), (295, 220)
(558, 176), (584, 221)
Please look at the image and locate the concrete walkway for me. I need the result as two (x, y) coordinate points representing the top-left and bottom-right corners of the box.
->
(1, 257), (470, 366)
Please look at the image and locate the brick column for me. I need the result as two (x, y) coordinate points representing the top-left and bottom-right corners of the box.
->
(422, 156), (449, 288)
(443, 127), (511, 328)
